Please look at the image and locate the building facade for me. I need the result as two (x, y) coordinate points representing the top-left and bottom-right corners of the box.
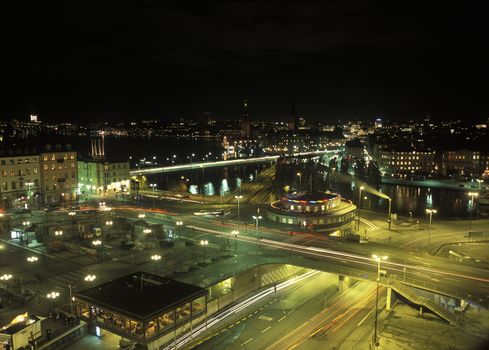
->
(0, 152), (41, 209)
(377, 146), (436, 178)
(40, 145), (78, 205)
(78, 160), (130, 196)
(442, 149), (481, 177)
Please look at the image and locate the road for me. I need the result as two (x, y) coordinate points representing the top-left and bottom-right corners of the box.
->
(197, 274), (378, 350)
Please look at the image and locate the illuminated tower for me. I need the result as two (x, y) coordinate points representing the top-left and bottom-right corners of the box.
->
(241, 99), (251, 137)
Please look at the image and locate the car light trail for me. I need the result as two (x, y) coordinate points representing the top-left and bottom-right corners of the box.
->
(162, 270), (319, 350)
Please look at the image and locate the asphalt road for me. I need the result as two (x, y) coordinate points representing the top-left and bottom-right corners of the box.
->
(197, 273), (379, 350)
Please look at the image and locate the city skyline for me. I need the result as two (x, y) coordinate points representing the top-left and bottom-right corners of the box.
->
(5, 1), (487, 122)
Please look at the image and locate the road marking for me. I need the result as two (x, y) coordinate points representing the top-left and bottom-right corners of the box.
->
(261, 326), (272, 333)
(241, 338), (253, 346)
(357, 308), (374, 327)
(287, 309), (295, 315)
(278, 315), (287, 322)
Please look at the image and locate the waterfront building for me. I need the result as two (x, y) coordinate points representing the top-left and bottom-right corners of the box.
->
(0, 149), (41, 209)
(77, 138), (130, 196)
(40, 144), (78, 205)
(345, 138), (364, 160)
(267, 192), (356, 233)
(442, 149), (481, 177)
(376, 145), (435, 178)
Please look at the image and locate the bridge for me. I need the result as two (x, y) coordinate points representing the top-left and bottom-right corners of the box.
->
(130, 150), (340, 176)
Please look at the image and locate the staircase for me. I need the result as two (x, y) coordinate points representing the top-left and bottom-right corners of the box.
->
(25, 294), (54, 316)
(390, 281), (463, 327)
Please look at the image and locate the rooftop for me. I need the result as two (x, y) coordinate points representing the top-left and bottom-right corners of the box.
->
(283, 191), (339, 204)
(75, 272), (206, 321)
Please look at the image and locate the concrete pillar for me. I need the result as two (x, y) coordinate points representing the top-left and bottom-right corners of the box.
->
(386, 287), (392, 311)
(338, 275), (345, 293)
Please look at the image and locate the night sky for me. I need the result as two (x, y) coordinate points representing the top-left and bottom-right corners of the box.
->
(5, 1), (488, 123)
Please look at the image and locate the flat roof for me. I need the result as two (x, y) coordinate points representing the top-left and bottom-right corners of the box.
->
(75, 272), (206, 321)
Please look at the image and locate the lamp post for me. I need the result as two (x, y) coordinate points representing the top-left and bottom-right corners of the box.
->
(476, 179), (483, 189)
(151, 254), (161, 274)
(358, 186), (364, 208)
(46, 291), (60, 314)
(22, 221), (30, 245)
(105, 220), (113, 238)
(372, 254), (387, 347)
(26, 182), (34, 208)
(138, 213), (146, 219)
(252, 215), (262, 241)
(149, 184), (157, 209)
(235, 195), (242, 229)
(387, 198), (392, 230)
(69, 211), (76, 234)
(176, 220), (183, 238)
(54, 229), (63, 243)
(200, 240), (208, 263)
(92, 239), (104, 262)
(468, 192), (479, 234)
(297, 172), (302, 191)
(425, 209), (437, 249)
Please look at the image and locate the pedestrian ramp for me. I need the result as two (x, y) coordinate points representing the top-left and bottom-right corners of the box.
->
(390, 281), (463, 327)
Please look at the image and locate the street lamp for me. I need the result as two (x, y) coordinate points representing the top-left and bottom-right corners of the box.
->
(54, 230), (63, 243)
(138, 213), (146, 219)
(297, 172), (302, 191)
(105, 220), (113, 233)
(387, 198), (392, 230)
(476, 179), (483, 189)
(252, 215), (262, 240)
(22, 221), (31, 245)
(92, 240), (104, 262)
(151, 254), (161, 274)
(69, 211), (77, 233)
(372, 254), (388, 347)
(200, 240), (208, 263)
(26, 181), (34, 207)
(358, 186), (364, 207)
(425, 209), (437, 249)
(176, 221), (183, 238)
(149, 184), (157, 209)
(27, 256), (38, 262)
(468, 192), (479, 234)
(143, 228), (152, 234)
(0, 274), (12, 281)
(47, 291), (60, 313)
(84, 274), (96, 282)
(235, 195), (243, 229)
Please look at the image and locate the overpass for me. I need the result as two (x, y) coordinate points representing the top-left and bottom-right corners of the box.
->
(185, 223), (489, 312)
(130, 150), (340, 176)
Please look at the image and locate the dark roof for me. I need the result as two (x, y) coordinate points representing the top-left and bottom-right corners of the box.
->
(76, 272), (206, 321)
(284, 191), (339, 203)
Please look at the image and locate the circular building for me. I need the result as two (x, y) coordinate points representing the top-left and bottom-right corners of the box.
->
(267, 192), (356, 233)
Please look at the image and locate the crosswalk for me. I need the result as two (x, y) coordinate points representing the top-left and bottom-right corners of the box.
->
(41, 268), (95, 294)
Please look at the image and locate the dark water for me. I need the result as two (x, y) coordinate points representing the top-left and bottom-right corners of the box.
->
(333, 181), (475, 219)
(73, 136), (475, 218)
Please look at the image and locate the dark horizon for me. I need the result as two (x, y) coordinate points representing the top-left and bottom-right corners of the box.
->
(4, 1), (488, 123)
